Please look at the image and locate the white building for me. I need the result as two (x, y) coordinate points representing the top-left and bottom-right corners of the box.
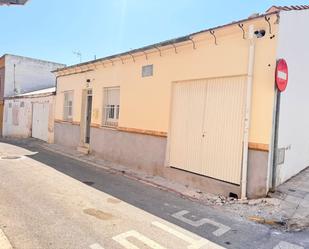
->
(3, 88), (56, 143)
(0, 54), (64, 140)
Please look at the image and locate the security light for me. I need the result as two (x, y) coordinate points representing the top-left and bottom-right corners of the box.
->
(254, 29), (266, 38)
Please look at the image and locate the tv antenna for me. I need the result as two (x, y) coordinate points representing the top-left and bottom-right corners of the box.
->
(73, 51), (82, 63)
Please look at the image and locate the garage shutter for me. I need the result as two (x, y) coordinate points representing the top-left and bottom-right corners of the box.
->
(168, 76), (247, 184)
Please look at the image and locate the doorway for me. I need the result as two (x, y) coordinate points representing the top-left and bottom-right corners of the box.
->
(85, 90), (92, 144)
(32, 102), (49, 142)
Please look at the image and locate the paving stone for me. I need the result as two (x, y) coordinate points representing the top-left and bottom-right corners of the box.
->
(284, 195), (303, 205)
(286, 189), (308, 199)
(273, 241), (304, 249)
(292, 207), (309, 219)
(297, 184), (309, 192)
(300, 199), (309, 208)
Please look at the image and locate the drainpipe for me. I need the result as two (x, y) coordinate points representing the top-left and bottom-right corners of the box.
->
(241, 25), (256, 200)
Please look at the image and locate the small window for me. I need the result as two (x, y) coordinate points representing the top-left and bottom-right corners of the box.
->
(20, 101), (25, 108)
(142, 64), (153, 77)
(103, 87), (120, 126)
(63, 91), (73, 121)
(9, 103), (12, 108)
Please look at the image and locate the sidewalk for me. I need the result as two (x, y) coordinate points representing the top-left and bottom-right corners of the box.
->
(2, 138), (309, 232)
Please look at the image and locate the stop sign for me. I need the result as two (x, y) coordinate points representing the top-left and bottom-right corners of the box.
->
(276, 59), (288, 92)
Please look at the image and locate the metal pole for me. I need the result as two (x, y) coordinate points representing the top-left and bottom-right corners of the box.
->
(271, 89), (281, 189)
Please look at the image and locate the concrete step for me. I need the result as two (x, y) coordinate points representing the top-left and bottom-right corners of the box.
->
(77, 146), (89, 154)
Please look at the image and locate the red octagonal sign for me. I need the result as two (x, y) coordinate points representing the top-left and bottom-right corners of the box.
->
(276, 59), (288, 92)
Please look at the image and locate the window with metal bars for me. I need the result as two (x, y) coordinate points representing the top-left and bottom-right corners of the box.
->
(63, 91), (73, 121)
(103, 87), (120, 126)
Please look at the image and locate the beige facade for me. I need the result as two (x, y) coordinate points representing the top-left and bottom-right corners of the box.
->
(56, 16), (277, 144)
(54, 14), (279, 198)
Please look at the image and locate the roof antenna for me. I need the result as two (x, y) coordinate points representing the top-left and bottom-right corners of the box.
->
(73, 51), (82, 63)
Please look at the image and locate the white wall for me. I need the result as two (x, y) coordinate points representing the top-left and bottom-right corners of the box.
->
(3, 95), (55, 143)
(4, 55), (64, 97)
(276, 9), (309, 185)
(3, 98), (33, 138)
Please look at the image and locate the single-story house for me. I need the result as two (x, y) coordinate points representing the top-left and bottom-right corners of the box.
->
(53, 5), (309, 199)
(3, 87), (56, 143)
(0, 54), (65, 136)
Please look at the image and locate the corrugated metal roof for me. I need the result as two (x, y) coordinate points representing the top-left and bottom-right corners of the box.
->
(17, 87), (56, 96)
(4, 87), (56, 100)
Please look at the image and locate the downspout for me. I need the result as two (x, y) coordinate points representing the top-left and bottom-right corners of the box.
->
(241, 25), (256, 200)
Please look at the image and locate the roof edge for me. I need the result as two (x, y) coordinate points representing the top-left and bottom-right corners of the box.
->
(54, 11), (279, 74)
(2, 53), (66, 67)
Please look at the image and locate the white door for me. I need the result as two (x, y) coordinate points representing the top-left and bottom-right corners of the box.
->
(169, 76), (247, 184)
(32, 102), (49, 142)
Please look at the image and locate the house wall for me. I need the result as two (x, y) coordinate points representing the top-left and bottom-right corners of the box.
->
(0, 58), (5, 136)
(0, 57), (5, 100)
(275, 9), (309, 185)
(4, 54), (64, 97)
(55, 16), (278, 197)
(3, 95), (55, 143)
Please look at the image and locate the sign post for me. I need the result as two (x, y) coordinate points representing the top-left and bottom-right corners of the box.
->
(272, 58), (288, 190)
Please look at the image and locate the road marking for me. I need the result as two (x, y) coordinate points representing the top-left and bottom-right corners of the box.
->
(89, 243), (105, 249)
(273, 241), (304, 249)
(152, 221), (225, 249)
(172, 210), (230, 237)
(0, 229), (13, 249)
(113, 230), (166, 249)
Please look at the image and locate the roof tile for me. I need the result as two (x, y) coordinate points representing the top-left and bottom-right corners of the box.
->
(267, 5), (309, 13)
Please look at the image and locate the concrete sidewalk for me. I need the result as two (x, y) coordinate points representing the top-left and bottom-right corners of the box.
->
(2, 138), (309, 232)
(38, 140), (309, 232)
(270, 168), (309, 229)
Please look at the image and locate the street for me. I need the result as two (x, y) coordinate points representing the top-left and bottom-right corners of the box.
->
(0, 139), (308, 249)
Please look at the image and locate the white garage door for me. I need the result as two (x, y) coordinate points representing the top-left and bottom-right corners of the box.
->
(168, 76), (247, 184)
(32, 102), (49, 142)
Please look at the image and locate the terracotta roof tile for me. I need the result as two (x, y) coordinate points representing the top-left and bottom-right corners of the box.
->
(266, 5), (309, 13)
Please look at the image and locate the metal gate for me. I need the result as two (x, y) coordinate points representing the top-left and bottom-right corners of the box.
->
(168, 76), (247, 184)
(32, 102), (49, 142)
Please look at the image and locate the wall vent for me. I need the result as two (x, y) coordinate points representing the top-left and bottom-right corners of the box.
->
(142, 65), (153, 77)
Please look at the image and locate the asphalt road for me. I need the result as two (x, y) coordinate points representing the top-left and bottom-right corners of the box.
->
(0, 139), (308, 249)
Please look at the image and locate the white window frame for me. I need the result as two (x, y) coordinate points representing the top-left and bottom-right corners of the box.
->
(63, 90), (73, 121)
(102, 87), (120, 127)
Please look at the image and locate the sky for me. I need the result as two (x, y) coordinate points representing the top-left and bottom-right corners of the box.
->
(0, 0), (307, 66)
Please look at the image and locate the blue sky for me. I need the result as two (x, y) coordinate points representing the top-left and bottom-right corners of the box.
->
(0, 0), (306, 65)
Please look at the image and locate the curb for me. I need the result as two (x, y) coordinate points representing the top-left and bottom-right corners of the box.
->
(40, 144), (203, 203)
